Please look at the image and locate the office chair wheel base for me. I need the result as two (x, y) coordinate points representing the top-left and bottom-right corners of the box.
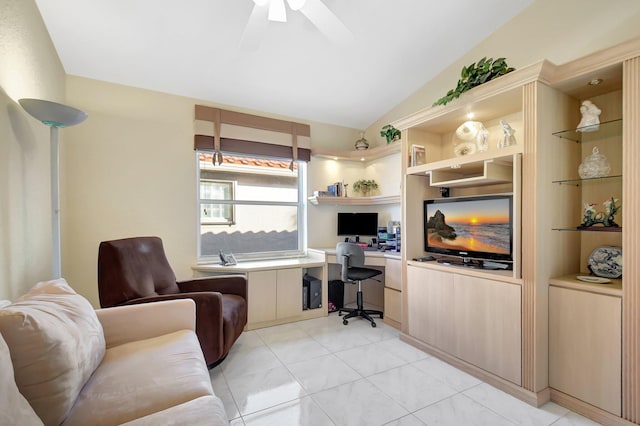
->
(343, 319), (349, 325)
(371, 321), (376, 327)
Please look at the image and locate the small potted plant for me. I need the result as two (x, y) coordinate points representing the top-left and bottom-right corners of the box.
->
(352, 179), (379, 196)
(380, 125), (401, 144)
(432, 57), (515, 107)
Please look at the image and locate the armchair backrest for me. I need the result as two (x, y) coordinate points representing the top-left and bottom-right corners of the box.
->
(335, 242), (365, 282)
(98, 237), (180, 307)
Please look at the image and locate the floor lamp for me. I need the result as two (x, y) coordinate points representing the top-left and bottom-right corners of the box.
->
(18, 98), (88, 279)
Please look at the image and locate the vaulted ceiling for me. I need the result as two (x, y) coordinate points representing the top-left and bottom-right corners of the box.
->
(35, 0), (532, 129)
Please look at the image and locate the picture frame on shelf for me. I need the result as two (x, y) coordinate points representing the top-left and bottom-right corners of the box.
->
(411, 145), (426, 167)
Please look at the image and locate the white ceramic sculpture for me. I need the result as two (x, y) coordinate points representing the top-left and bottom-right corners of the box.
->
(577, 100), (601, 132)
(498, 119), (516, 148)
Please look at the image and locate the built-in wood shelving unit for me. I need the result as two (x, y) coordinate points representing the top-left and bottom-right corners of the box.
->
(308, 194), (400, 206)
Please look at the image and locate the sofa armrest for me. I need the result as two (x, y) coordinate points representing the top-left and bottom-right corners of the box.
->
(96, 299), (196, 348)
(178, 275), (247, 299)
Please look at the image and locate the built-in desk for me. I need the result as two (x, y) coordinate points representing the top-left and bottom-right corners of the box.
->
(192, 252), (327, 330)
(191, 249), (402, 330)
(312, 248), (402, 329)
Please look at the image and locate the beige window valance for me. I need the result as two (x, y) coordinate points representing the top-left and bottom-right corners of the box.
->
(194, 105), (311, 162)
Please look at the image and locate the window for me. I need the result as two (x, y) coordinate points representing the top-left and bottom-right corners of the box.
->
(197, 151), (306, 262)
(200, 180), (234, 225)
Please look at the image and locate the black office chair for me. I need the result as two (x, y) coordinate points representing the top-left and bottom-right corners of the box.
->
(336, 242), (383, 327)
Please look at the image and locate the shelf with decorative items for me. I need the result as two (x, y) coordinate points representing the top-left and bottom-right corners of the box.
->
(548, 87), (624, 307)
(551, 118), (622, 143)
(407, 144), (522, 187)
(307, 194), (401, 206)
(551, 174), (622, 185)
(309, 132), (402, 207)
(395, 62), (536, 189)
(551, 105), (623, 237)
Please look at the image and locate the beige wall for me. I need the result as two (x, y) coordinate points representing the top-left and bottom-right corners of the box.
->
(365, 0), (640, 142)
(0, 0), (66, 300)
(63, 76), (361, 306)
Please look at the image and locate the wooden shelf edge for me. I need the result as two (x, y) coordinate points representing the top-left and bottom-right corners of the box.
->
(407, 261), (522, 284)
(407, 146), (522, 176)
(552, 227), (622, 232)
(312, 142), (400, 162)
(308, 194), (401, 206)
(549, 274), (622, 297)
(430, 176), (512, 188)
(392, 61), (552, 131)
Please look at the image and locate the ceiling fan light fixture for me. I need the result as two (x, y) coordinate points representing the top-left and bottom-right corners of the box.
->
(268, 0), (287, 22)
(286, 0), (307, 11)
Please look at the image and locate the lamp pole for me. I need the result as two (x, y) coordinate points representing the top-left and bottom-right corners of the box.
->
(50, 126), (61, 278)
(18, 99), (87, 279)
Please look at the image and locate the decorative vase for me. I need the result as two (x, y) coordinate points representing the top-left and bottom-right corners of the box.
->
(578, 147), (610, 178)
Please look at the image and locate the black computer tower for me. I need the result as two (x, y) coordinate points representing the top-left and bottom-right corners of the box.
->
(328, 279), (344, 312)
(303, 274), (322, 310)
(302, 285), (308, 310)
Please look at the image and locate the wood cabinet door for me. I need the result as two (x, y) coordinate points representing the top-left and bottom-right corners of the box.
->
(247, 270), (277, 324)
(406, 266), (454, 353)
(276, 268), (303, 319)
(549, 286), (621, 416)
(384, 287), (401, 323)
(454, 275), (522, 385)
(385, 258), (402, 291)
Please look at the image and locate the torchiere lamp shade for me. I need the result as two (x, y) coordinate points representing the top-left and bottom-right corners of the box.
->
(18, 98), (87, 128)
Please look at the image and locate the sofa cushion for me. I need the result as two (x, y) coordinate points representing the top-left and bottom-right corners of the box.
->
(0, 279), (105, 426)
(62, 329), (214, 426)
(0, 332), (44, 426)
(120, 395), (228, 426)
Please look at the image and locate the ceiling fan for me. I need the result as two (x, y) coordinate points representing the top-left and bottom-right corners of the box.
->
(240, 0), (353, 49)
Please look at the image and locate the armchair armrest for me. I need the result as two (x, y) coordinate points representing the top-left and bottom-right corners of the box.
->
(178, 275), (247, 299)
(96, 299), (195, 348)
(122, 291), (227, 361)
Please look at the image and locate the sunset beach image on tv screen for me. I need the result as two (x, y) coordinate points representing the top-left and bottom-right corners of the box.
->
(425, 197), (511, 254)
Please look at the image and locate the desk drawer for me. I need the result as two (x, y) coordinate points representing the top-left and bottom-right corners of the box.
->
(384, 287), (401, 322)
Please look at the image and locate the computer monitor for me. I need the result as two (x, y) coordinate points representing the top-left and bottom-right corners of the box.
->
(337, 212), (378, 237)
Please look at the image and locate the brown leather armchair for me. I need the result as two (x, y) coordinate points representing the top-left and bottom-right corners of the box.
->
(97, 236), (247, 367)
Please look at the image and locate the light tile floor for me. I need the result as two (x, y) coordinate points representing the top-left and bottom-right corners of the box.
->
(210, 314), (601, 426)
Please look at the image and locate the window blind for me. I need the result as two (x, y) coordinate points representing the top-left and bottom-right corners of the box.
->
(194, 105), (311, 162)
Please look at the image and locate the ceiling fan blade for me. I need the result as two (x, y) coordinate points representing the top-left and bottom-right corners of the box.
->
(268, 0), (287, 22)
(298, 0), (353, 44)
(240, 3), (269, 51)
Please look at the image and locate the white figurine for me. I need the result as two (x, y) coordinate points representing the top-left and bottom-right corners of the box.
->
(577, 100), (601, 132)
(498, 119), (516, 148)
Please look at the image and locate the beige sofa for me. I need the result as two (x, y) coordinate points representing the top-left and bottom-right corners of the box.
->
(0, 279), (228, 426)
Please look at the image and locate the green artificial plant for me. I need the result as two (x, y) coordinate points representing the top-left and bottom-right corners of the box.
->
(380, 124), (401, 144)
(433, 57), (515, 107)
(353, 179), (379, 195)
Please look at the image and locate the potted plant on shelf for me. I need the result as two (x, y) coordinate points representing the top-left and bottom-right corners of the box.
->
(380, 125), (401, 144)
(432, 57), (515, 107)
(353, 179), (379, 196)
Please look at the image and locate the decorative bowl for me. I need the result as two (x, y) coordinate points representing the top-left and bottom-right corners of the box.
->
(588, 246), (622, 278)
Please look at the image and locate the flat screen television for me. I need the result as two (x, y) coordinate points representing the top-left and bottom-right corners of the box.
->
(424, 194), (513, 262)
(337, 212), (378, 237)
